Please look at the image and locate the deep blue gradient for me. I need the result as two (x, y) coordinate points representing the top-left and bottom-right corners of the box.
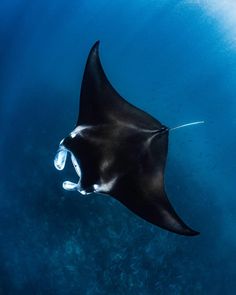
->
(0, 1), (236, 294)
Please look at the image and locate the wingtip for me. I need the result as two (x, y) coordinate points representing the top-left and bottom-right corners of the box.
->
(91, 40), (100, 52)
(169, 221), (200, 237)
(167, 225), (200, 237)
(159, 206), (200, 237)
(88, 41), (100, 61)
(182, 228), (200, 237)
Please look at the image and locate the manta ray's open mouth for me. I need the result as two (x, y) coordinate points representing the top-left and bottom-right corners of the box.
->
(54, 145), (88, 194)
(54, 142), (119, 196)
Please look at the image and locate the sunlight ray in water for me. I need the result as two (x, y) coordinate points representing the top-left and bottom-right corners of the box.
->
(201, 0), (236, 46)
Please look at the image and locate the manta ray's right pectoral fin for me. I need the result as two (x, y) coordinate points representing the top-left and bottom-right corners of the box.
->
(111, 176), (199, 236)
(150, 191), (200, 236)
(125, 192), (200, 236)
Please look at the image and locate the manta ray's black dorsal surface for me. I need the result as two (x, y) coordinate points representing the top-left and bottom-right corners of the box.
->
(55, 41), (199, 236)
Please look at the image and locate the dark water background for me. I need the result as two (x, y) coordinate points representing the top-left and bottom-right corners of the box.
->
(0, 1), (236, 294)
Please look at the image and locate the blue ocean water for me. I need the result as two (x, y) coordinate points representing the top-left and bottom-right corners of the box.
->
(0, 0), (236, 294)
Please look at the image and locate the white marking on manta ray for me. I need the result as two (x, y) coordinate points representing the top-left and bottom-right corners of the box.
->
(100, 158), (114, 172)
(70, 125), (92, 138)
(93, 176), (118, 193)
(145, 133), (158, 147)
(116, 121), (160, 133)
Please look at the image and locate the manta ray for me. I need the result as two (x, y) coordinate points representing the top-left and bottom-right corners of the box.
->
(54, 41), (203, 236)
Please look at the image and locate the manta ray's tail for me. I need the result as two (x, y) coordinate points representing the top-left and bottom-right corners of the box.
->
(170, 121), (205, 131)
